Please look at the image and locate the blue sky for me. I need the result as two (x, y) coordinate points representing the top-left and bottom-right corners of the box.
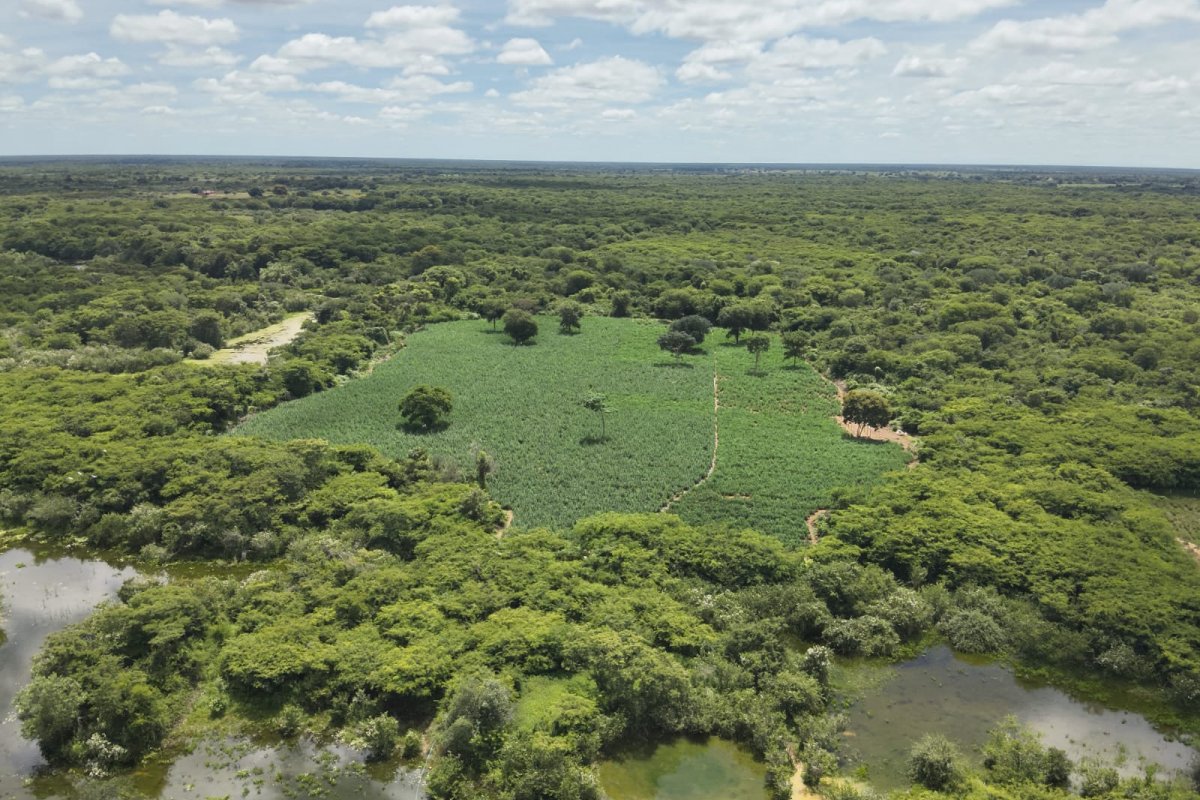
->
(2, 0), (1199, 165)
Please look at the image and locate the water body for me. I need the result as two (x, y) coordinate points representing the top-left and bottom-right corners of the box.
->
(133, 737), (425, 800)
(598, 737), (769, 800)
(0, 548), (424, 799)
(844, 646), (1197, 790)
(0, 547), (138, 797)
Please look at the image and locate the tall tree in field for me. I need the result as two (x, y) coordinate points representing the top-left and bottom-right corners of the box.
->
(399, 385), (453, 431)
(582, 393), (611, 441)
(557, 301), (583, 334)
(745, 333), (770, 373)
(782, 331), (808, 366)
(717, 304), (752, 343)
(841, 389), (891, 436)
(475, 449), (494, 489)
(670, 315), (711, 345)
(502, 309), (538, 346)
(657, 331), (695, 364)
(479, 296), (507, 330)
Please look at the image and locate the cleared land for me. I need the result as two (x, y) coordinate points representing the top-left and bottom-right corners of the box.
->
(237, 317), (714, 529)
(192, 313), (312, 366)
(671, 338), (910, 545)
(238, 319), (907, 538)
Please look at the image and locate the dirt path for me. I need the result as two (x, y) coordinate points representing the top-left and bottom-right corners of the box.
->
(496, 509), (514, 539)
(1179, 537), (1200, 565)
(200, 313), (312, 366)
(806, 509), (829, 544)
(661, 372), (721, 513)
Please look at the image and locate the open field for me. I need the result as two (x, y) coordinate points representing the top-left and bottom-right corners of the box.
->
(671, 338), (910, 545)
(236, 316), (715, 529)
(238, 318), (907, 539)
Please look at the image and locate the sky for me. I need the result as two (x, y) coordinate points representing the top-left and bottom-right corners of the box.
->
(2, 0), (1199, 166)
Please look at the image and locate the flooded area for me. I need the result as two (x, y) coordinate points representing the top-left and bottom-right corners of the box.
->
(843, 646), (1197, 790)
(0, 547), (424, 799)
(134, 737), (424, 800)
(597, 737), (769, 800)
(0, 547), (137, 797)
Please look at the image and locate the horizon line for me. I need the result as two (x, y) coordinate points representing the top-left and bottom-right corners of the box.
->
(1, 154), (1199, 173)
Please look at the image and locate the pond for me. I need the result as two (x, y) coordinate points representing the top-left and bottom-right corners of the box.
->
(597, 737), (770, 800)
(0, 547), (138, 797)
(0, 547), (424, 799)
(843, 645), (1197, 790)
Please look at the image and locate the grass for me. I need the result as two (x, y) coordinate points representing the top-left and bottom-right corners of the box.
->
(237, 318), (907, 541)
(236, 317), (714, 529)
(671, 337), (910, 546)
(1150, 491), (1200, 544)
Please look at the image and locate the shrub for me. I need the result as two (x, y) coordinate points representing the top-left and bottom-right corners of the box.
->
(908, 733), (967, 791)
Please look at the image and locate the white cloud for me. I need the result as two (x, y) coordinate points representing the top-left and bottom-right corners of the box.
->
(19, 0), (83, 23)
(676, 41), (762, 83)
(892, 55), (964, 78)
(148, 0), (313, 5)
(507, 0), (1019, 39)
(1010, 62), (1130, 86)
(0, 47), (47, 84)
(311, 75), (471, 103)
(45, 53), (131, 89)
(111, 11), (240, 46)
(972, 0), (1200, 53)
(365, 5), (461, 28)
(748, 35), (886, 76)
(273, 27), (474, 74)
(601, 107), (636, 120)
(0, 94), (27, 112)
(498, 38), (553, 65)
(158, 46), (241, 68)
(511, 56), (662, 107)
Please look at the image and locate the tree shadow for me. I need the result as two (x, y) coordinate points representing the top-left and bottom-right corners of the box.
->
(782, 363), (805, 371)
(397, 420), (450, 434)
(558, 329), (581, 336)
(579, 434), (609, 446)
(655, 361), (695, 368)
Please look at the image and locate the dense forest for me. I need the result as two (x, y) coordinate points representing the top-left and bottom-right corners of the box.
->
(0, 159), (1197, 799)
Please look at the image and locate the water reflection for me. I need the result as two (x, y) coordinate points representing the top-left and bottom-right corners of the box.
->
(844, 646), (1197, 789)
(598, 737), (769, 800)
(0, 547), (137, 794)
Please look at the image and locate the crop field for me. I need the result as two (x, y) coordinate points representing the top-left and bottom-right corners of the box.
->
(671, 338), (910, 545)
(236, 317), (715, 529)
(239, 318), (907, 539)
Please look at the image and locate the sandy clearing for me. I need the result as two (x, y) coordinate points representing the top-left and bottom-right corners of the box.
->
(197, 313), (312, 366)
(1179, 537), (1200, 566)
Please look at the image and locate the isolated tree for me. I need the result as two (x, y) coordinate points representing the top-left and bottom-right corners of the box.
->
(502, 309), (538, 346)
(582, 393), (611, 441)
(610, 291), (632, 318)
(657, 330), (695, 364)
(745, 333), (770, 372)
(479, 297), (507, 330)
(399, 385), (452, 431)
(557, 301), (583, 334)
(189, 310), (225, 349)
(475, 449), (494, 489)
(670, 314), (711, 345)
(841, 389), (891, 436)
(782, 331), (808, 366)
(717, 304), (752, 343)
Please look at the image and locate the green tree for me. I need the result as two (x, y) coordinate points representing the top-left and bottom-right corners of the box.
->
(670, 314), (711, 345)
(657, 330), (695, 364)
(908, 734), (967, 792)
(475, 449), (494, 489)
(399, 385), (453, 431)
(745, 333), (770, 372)
(503, 309), (538, 346)
(717, 304), (752, 343)
(16, 674), (86, 760)
(479, 297), (507, 330)
(841, 390), (891, 436)
(782, 331), (808, 366)
(582, 393), (611, 441)
(189, 310), (225, 349)
(557, 301), (583, 334)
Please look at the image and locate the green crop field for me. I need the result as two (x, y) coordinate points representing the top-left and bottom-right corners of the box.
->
(671, 338), (910, 545)
(238, 317), (907, 539)
(237, 317), (715, 529)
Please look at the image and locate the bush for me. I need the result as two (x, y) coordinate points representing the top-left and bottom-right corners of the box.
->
(824, 615), (899, 657)
(399, 385), (453, 431)
(358, 714), (401, 761)
(908, 733), (967, 791)
(191, 343), (216, 360)
(940, 608), (1008, 653)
